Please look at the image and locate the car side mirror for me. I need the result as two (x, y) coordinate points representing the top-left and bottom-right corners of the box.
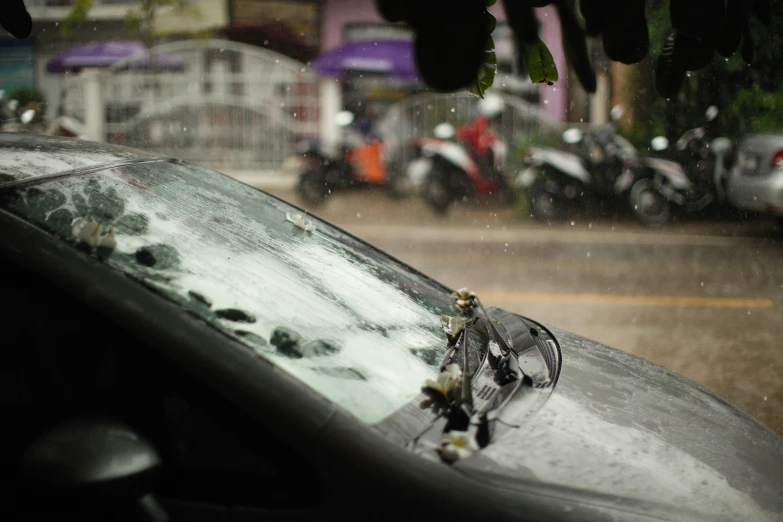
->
(434, 122), (455, 139)
(20, 109), (36, 124)
(609, 104), (625, 121)
(705, 105), (719, 122)
(17, 417), (167, 521)
(562, 127), (584, 144)
(651, 136), (669, 151)
(334, 110), (355, 127)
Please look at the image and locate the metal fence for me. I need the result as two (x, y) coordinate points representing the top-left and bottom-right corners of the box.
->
(64, 39), (320, 171)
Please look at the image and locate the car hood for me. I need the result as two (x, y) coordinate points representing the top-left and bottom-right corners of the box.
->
(454, 326), (783, 521)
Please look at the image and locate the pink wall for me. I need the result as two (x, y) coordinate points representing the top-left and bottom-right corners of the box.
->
(321, 0), (384, 52)
(537, 6), (567, 122)
(321, 0), (568, 122)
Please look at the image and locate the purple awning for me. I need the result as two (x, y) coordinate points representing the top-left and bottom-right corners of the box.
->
(46, 41), (184, 73)
(312, 39), (419, 81)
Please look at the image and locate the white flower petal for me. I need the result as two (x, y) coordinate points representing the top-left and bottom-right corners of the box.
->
(438, 430), (479, 462)
(98, 228), (116, 249)
(444, 363), (462, 380)
(286, 211), (316, 232)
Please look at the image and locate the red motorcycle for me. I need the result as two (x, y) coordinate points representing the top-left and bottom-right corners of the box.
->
(403, 95), (512, 213)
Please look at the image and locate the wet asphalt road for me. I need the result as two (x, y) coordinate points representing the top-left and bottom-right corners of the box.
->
(268, 187), (783, 436)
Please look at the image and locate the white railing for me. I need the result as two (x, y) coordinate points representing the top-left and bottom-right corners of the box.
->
(64, 39), (320, 171)
(24, 0), (139, 6)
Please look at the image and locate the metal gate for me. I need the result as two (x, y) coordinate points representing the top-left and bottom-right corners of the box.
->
(65, 39), (319, 172)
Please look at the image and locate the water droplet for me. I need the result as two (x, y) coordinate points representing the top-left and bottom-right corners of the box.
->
(356, 213), (362, 219)
(570, 221), (574, 226)
(700, 282), (704, 287)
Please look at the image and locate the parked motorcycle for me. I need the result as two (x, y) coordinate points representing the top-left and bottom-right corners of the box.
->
(402, 94), (513, 213)
(518, 106), (641, 222)
(288, 110), (392, 207)
(629, 106), (732, 227)
(1, 91), (43, 134)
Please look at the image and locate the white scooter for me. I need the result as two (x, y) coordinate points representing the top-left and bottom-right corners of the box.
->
(629, 106), (732, 227)
(516, 106), (641, 222)
(404, 122), (511, 213)
(401, 93), (513, 213)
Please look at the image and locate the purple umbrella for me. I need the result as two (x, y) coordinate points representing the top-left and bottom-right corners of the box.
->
(312, 39), (419, 81)
(46, 40), (184, 73)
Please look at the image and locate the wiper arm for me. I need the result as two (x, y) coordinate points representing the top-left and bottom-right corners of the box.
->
(459, 323), (473, 411)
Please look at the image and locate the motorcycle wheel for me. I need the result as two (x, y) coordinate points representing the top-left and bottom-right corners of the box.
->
(531, 186), (565, 223)
(297, 170), (330, 207)
(423, 164), (453, 214)
(630, 178), (671, 227)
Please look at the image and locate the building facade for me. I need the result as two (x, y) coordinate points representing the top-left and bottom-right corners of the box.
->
(319, 0), (569, 123)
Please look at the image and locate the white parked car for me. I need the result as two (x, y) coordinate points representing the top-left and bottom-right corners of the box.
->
(725, 133), (783, 227)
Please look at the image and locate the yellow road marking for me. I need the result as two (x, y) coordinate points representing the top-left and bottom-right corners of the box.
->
(479, 291), (774, 308)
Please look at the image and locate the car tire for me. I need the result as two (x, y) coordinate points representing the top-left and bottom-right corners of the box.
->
(531, 185), (565, 223)
(423, 164), (453, 214)
(630, 178), (671, 227)
(297, 170), (330, 207)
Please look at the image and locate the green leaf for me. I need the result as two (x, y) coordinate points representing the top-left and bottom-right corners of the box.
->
(485, 0), (497, 6)
(468, 13), (498, 98)
(523, 37), (559, 85)
(61, 0), (93, 36)
(467, 44), (497, 98)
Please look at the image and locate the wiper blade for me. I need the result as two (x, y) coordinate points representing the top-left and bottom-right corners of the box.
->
(459, 323), (474, 410)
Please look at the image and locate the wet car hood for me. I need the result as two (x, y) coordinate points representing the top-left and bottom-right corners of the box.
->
(454, 326), (783, 521)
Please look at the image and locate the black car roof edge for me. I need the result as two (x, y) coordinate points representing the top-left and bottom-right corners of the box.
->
(0, 157), (171, 191)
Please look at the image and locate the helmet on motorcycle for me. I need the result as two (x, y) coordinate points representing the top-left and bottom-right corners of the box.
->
(478, 92), (503, 119)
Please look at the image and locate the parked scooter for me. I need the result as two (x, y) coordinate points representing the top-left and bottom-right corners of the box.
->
(288, 110), (391, 207)
(518, 105), (641, 222)
(403, 93), (513, 213)
(1, 91), (43, 134)
(629, 106), (732, 227)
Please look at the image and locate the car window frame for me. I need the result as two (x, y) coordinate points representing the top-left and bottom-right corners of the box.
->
(0, 254), (322, 511)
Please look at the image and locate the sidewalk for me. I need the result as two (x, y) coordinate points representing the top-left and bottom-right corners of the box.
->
(223, 170), (296, 190)
(224, 171), (780, 239)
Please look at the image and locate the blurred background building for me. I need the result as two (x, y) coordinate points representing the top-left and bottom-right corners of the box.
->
(1, 0), (621, 173)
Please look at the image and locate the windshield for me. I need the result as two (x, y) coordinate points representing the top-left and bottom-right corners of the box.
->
(0, 160), (455, 423)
